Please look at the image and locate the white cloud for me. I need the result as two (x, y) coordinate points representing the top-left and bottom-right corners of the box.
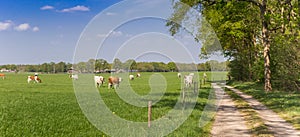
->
(97, 34), (107, 38)
(14, 23), (30, 31)
(106, 12), (117, 16)
(97, 31), (124, 38)
(60, 5), (90, 13)
(0, 20), (12, 31)
(32, 26), (39, 32)
(111, 31), (123, 37)
(40, 5), (54, 10)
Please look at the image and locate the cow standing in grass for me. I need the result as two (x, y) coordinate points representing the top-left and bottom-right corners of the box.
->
(136, 73), (141, 78)
(28, 76), (42, 83)
(0, 73), (5, 79)
(70, 74), (78, 80)
(94, 76), (104, 87)
(177, 73), (181, 78)
(129, 75), (134, 80)
(108, 76), (122, 89)
(184, 75), (193, 88)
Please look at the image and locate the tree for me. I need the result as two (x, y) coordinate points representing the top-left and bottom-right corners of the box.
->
(95, 59), (109, 72)
(49, 62), (56, 73)
(123, 59), (136, 72)
(130, 60), (137, 72)
(168, 0), (299, 91)
(167, 62), (177, 72)
(56, 62), (67, 73)
(112, 58), (122, 70)
(40, 63), (50, 73)
(76, 62), (87, 73)
(86, 59), (95, 73)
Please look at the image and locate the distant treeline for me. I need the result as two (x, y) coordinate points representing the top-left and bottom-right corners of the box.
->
(0, 59), (228, 73)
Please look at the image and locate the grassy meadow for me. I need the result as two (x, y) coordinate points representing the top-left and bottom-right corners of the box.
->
(0, 72), (226, 136)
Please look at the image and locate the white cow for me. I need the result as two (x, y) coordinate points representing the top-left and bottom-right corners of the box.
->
(70, 74), (78, 80)
(136, 73), (141, 78)
(129, 75), (134, 80)
(94, 76), (105, 87)
(189, 73), (194, 76)
(203, 73), (207, 79)
(184, 75), (193, 88)
(177, 73), (181, 78)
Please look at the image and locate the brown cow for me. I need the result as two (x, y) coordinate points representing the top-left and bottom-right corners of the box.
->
(27, 76), (42, 83)
(0, 73), (5, 79)
(108, 76), (122, 89)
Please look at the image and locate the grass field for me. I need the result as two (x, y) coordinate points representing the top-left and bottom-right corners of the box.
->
(0, 72), (226, 136)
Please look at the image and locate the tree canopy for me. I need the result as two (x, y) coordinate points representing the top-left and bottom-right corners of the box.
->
(167, 0), (300, 91)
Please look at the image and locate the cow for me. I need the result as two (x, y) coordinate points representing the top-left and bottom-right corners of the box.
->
(177, 73), (181, 78)
(184, 75), (193, 88)
(189, 73), (194, 76)
(70, 74), (78, 80)
(94, 76), (105, 87)
(136, 73), (141, 78)
(0, 73), (5, 79)
(108, 76), (122, 89)
(129, 75), (134, 80)
(27, 76), (42, 83)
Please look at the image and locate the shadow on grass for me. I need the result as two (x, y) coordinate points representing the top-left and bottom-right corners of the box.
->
(228, 81), (300, 130)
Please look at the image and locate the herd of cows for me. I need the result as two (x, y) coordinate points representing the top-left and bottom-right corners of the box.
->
(0, 72), (206, 89)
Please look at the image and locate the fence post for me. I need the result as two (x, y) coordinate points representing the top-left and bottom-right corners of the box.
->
(200, 79), (202, 89)
(148, 101), (152, 128)
(194, 82), (198, 93)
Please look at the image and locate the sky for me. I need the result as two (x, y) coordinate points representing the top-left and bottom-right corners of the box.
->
(0, 0), (224, 65)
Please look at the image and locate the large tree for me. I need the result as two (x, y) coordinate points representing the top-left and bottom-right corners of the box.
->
(168, 0), (299, 91)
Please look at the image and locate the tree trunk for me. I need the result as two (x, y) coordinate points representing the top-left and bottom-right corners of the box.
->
(261, 0), (272, 92)
(298, 0), (300, 27)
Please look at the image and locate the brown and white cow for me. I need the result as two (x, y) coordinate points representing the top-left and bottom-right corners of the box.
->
(177, 73), (181, 78)
(108, 76), (122, 89)
(129, 75), (134, 80)
(27, 76), (42, 83)
(136, 73), (141, 78)
(0, 73), (5, 79)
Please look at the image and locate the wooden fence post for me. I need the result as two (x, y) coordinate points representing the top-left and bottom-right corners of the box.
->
(148, 101), (152, 128)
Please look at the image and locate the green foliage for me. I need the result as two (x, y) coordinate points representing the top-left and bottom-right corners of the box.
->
(1, 59), (229, 73)
(168, 0), (300, 91)
(270, 34), (300, 91)
(167, 62), (177, 72)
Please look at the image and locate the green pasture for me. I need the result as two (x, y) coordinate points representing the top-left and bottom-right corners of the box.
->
(0, 72), (226, 136)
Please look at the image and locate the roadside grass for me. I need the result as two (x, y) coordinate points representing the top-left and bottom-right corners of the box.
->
(225, 88), (273, 137)
(0, 72), (223, 136)
(229, 81), (300, 130)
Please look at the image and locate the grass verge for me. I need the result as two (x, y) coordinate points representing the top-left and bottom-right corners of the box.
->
(225, 88), (273, 137)
(229, 81), (300, 130)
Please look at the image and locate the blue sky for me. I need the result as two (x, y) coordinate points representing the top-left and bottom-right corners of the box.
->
(0, 0), (219, 65)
